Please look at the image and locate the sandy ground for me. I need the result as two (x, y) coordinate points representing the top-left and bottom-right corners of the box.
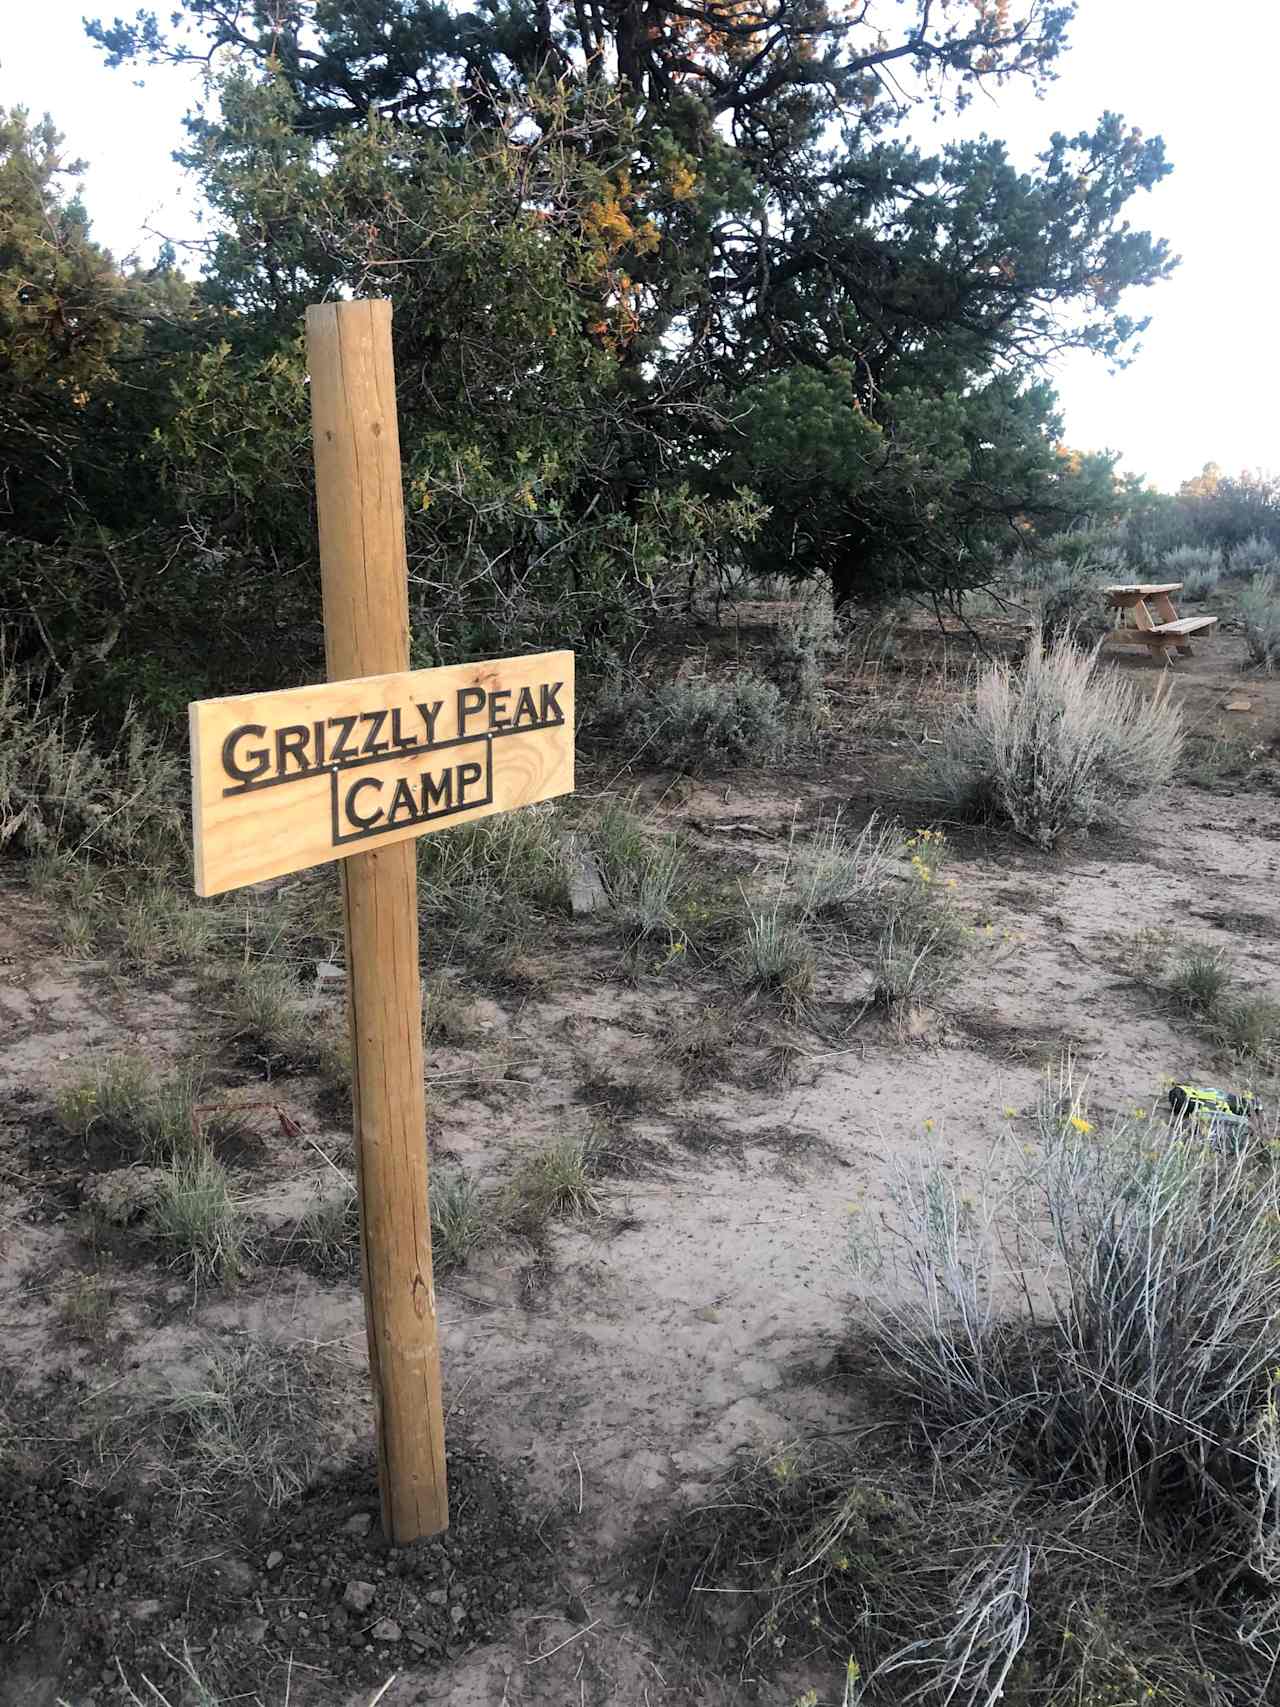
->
(3, 617), (1280, 1706)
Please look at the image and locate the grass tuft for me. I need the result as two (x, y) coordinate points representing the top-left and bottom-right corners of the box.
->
(431, 1169), (489, 1270)
(738, 906), (815, 1013)
(507, 1134), (605, 1233)
(869, 830), (966, 1032)
(1167, 943), (1232, 1015)
(150, 1147), (249, 1288)
(592, 796), (689, 946)
(787, 811), (898, 924)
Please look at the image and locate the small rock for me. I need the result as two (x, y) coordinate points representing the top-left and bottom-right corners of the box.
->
(265, 1551), (284, 1571)
(343, 1580), (377, 1614)
(163, 1283), (187, 1308)
(242, 1617), (269, 1644)
(372, 1617), (402, 1643)
(127, 1599), (162, 1622)
(424, 1589), (448, 1607)
(315, 958), (347, 988)
(342, 1511), (374, 1538)
(450, 1604), (466, 1626)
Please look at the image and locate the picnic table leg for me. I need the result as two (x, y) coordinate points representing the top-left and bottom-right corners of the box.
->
(1150, 592), (1179, 625)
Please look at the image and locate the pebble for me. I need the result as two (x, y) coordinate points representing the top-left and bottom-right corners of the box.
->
(343, 1580), (377, 1614)
(265, 1550), (284, 1571)
(127, 1599), (162, 1621)
(372, 1617), (402, 1643)
(242, 1616), (269, 1644)
(342, 1511), (374, 1538)
(424, 1588), (448, 1606)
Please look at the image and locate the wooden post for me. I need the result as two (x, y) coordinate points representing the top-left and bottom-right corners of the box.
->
(306, 299), (448, 1542)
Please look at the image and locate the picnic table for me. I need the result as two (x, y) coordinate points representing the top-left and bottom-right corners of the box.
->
(1102, 582), (1218, 665)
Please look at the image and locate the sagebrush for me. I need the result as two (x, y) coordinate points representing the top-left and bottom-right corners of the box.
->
(928, 633), (1183, 847)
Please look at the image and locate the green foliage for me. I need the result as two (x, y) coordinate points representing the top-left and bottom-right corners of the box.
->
(2, 2), (1178, 716)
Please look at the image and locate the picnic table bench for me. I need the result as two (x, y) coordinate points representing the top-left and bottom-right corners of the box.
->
(1102, 582), (1218, 665)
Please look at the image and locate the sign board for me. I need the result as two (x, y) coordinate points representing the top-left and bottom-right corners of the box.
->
(190, 650), (574, 896)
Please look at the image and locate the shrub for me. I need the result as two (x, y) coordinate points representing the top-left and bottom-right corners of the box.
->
(927, 633), (1183, 848)
(1239, 571), (1280, 668)
(1031, 560), (1111, 650)
(1227, 532), (1279, 579)
(862, 1092), (1280, 1566)
(594, 670), (787, 771)
(1163, 541), (1222, 599)
(1038, 528), (1127, 576)
(768, 603), (831, 738)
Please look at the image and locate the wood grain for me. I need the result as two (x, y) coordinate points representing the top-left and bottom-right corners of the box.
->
(309, 299), (447, 1544)
(190, 651), (575, 897)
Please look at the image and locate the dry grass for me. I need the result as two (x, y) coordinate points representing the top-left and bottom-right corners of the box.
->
(0, 656), (186, 868)
(158, 1339), (346, 1515)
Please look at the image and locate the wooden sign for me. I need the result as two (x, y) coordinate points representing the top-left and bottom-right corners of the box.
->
(187, 297), (576, 1546)
(190, 652), (574, 896)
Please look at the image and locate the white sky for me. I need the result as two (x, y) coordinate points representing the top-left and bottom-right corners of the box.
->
(1, 0), (1275, 492)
